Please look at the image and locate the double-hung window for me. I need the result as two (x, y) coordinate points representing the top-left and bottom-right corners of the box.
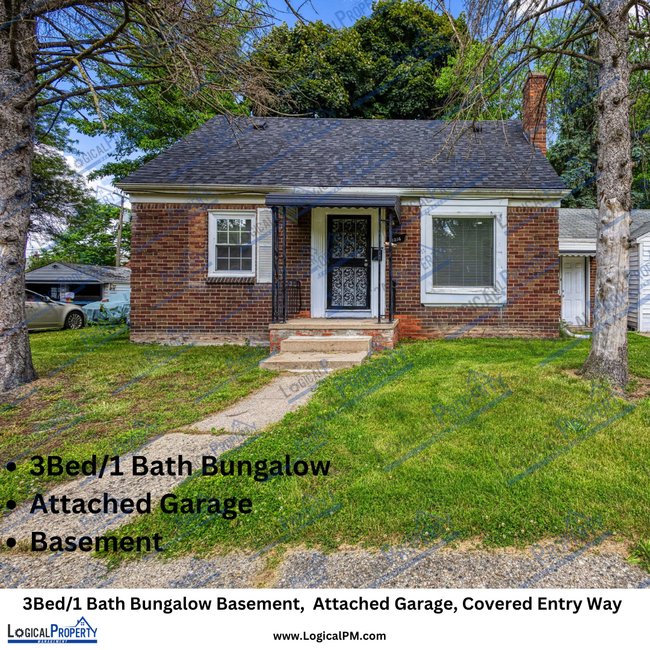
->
(420, 199), (507, 306)
(208, 211), (256, 277)
(430, 218), (495, 287)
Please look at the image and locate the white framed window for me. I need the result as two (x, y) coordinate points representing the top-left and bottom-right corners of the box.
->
(208, 211), (256, 277)
(420, 198), (507, 306)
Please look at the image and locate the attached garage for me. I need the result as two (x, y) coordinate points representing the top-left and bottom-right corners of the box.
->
(559, 208), (650, 331)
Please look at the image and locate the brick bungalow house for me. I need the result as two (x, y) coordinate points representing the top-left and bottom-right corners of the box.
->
(117, 73), (571, 365)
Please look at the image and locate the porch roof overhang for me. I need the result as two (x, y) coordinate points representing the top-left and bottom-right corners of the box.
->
(265, 193), (401, 224)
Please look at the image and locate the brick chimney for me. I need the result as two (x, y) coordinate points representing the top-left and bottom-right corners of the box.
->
(522, 72), (547, 155)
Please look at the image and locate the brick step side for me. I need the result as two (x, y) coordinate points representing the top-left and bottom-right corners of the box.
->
(281, 335), (372, 354)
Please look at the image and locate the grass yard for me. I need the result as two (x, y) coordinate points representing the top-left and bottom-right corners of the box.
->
(0, 326), (277, 508)
(101, 333), (650, 561)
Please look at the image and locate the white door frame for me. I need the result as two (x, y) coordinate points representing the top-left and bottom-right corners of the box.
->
(561, 255), (588, 326)
(310, 207), (385, 318)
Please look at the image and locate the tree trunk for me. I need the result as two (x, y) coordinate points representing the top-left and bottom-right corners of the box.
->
(0, 2), (38, 392)
(581, 0), (632, 390)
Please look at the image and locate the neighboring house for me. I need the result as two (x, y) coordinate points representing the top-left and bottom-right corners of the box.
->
(25, 262), (131, 304)
(559, 208), (650, 331)
(117, 73), (570, 352)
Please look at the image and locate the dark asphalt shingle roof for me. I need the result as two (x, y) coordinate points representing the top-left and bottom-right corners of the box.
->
(63, 263), (131, 283)
(118, 116), (565, 191)
(559, 208), (650, 240)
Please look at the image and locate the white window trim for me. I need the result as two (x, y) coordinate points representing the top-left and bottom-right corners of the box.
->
(420, 198), (508, 306)
(208, 210), (256, 278)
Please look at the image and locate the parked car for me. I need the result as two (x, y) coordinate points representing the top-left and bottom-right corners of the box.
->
(25, 290), (86, 331)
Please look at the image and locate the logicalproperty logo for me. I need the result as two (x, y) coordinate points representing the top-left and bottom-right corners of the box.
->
(73, 136), (114, 175)
(502, 382), (635, 486)
(517, 510), (612, 589)
(80, 319), (128, 348)
(391, 244), (452, 292)
(110, 419), (159, 458)
(382, 370), (513, 472)
(352, 33), (451, 108)
(365, 511), (460, 588)
(253, 119), (342, 177)
(230, 419), (257, 435)
(537, 258), (650, 367)
(207, 422), (255, 458)
(310, 345), (413, 443)
(330, 345), (413, 405)
(7, 617), (97, 643)
(259, 426), (328, 486)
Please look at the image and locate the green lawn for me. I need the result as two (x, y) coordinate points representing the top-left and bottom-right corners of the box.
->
(99, 333), (650, 561)
(0, 326), (277, 508)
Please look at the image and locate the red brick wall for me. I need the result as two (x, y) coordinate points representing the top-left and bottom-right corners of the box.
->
(130, 201), (560, 341)
(391, 204), (560, 339)
(129, 202), (311, 342)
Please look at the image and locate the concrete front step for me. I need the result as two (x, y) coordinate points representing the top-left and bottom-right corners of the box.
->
(280, 335), (372, 354)
(259, 350), (368, 371)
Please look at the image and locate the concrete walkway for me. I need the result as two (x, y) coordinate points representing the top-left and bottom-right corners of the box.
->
(189, 374), (325, 433)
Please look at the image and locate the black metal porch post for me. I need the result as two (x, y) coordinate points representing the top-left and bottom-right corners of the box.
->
(282, 206), (287, 324)
(271, 206), (279, 323)
(388, 208), (393, 323)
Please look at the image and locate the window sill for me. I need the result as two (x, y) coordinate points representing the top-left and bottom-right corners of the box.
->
(428, 286), (497, 294)
(421, 290), (506, 306)
(206, 276), (256, 284)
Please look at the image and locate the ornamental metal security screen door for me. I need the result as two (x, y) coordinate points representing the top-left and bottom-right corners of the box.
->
(326, 215), (371, 310)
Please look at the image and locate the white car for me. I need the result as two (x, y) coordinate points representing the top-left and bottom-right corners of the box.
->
(25, 290), (86, 331)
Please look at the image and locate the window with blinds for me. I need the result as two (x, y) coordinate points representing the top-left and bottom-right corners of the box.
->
(430, 217), (494, 287)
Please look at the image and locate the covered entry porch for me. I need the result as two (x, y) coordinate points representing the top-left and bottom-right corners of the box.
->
(263, 193), (402, 368)
(265, 193), (402, 324)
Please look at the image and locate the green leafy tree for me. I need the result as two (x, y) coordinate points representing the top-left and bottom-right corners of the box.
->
(251, 0), (464, 119)
(28, 197), (128, 271)
(30, 147), (89, 239)
(547, 61), (599, 208)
